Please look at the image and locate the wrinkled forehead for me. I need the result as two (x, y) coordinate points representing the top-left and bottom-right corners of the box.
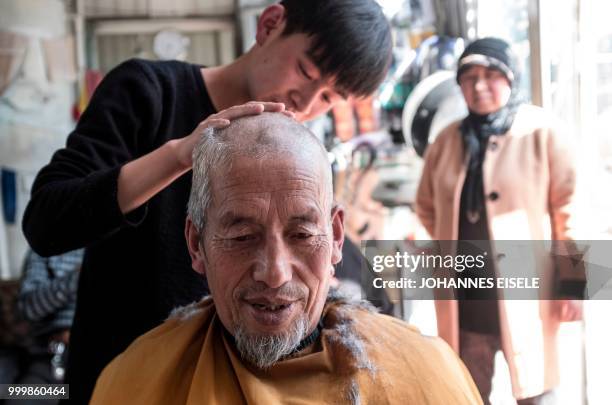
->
(216, 149), (328, 193)
(220, 157), (322, 193)
(209, 155), (330, 223)
(205, 113), (333, 204)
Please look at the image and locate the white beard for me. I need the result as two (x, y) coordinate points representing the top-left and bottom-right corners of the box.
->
(233, 315), (310, 369)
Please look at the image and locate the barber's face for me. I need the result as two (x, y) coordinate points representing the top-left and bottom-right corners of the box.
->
(186, 155), (344, 337)
(247, 6), (347, 122)
(458, 65), (512, 115)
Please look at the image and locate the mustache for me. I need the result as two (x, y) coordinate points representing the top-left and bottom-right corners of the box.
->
(236, 281), (308, 301)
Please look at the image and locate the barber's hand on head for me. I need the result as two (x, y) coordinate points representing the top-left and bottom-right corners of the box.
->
(118, 102), (292, 214)
(173, 101), (294, 169)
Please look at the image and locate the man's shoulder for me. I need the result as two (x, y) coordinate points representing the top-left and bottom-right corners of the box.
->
(323, 298), (482, 404)
(356, 303), (435, 339)
(323, 297), (445, 355)
(141, 296), (215, 342)
(102, 297), (215, 372)
(91, 298), (217, 404)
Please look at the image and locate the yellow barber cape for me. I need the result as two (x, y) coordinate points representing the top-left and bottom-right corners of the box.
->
(91, 297), (482, 404)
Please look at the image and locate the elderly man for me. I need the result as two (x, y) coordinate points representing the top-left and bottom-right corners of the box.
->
(90, 113), (481, 404)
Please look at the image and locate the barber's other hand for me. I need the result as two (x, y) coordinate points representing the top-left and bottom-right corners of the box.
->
(172, 102), (294, 169)
(553, 299), (583, 322)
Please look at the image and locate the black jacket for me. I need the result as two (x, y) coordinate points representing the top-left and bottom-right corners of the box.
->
(23, 59), (216, 404)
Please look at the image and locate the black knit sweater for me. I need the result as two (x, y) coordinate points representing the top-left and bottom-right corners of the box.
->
(22, 59), (216, 404)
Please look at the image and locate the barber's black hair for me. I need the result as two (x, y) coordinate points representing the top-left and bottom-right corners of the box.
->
(280, 0), (392, 97)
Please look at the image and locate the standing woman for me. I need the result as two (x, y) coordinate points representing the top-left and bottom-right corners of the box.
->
(416, 37), (583, 404)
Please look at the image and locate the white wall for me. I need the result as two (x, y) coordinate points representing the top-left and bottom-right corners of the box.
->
(0, 0), (76, 279)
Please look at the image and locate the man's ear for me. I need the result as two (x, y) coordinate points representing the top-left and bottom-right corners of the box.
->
(185, 217), (207, 276)
(255, 4), (286, 46)
(330, 205), (345, 265)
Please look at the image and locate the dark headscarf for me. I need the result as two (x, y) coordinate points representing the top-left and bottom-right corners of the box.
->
(457, 37), (523, 223)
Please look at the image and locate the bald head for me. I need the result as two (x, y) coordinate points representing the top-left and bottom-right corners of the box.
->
(187, 112), (333, 232)
(214, 112), (326, 159)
